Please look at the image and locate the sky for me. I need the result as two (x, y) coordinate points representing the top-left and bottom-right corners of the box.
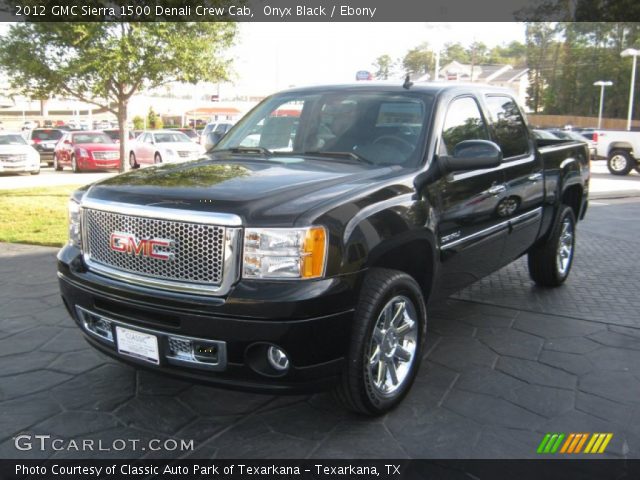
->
(228, 23), (527, 96)
(0, 22), (527, 99)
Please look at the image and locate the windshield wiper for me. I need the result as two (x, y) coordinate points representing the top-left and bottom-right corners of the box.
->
(302, 151), (374, 165)
(215, 146), (272, 156)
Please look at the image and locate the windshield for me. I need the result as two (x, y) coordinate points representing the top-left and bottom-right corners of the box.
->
(0, 134), (27, 145)
(215, 90), (433, 167)
(153, 132), (191, 143)
(176, 129), (197, 138)
(72, 132), (113, 144)
(32, 129), (63, 141)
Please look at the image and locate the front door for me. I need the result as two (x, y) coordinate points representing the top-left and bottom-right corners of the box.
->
(483, 94), (544, 264)
(436, 95), (509, 294)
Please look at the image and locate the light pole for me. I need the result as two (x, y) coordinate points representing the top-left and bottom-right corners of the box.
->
(621, 48), (640, 131)
(593, 81), (613, 129)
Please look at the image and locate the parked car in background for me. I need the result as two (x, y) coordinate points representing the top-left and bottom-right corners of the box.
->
(54, 130), (120, 173)
(129, 130), (205, 168)
(93, 120), (111, 130)
(531, 129), (560, 140)
(0, 131), (40, 175)
(200, 121), (234, 145)
(103, 129), (136, 143)
(592, 129), (640, 175)
(23, 128), (65, 166)
(22, 120), (38, 131)
(170, 128), (199, 143)
(547, 129), (596, 159)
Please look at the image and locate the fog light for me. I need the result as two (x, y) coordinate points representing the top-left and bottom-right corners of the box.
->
(267, 346), (289, 372)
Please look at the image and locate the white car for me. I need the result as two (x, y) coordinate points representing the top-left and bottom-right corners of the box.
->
(0, 132), (40, 175)
(128, 130), (205, 168)
(199, 121), (234, 145)
(593, 129), (640, 175)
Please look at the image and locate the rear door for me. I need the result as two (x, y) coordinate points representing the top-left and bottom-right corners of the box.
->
(483, 94), (544, 264)
(437, 95), (509, 293)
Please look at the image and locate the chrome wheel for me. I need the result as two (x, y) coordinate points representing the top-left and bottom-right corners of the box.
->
(556, 216), (574, 276)
(610, 154), (628, 172)
(367, 295), (418, 396)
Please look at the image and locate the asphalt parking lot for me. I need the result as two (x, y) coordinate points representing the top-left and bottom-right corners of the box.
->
(1, 195), (639, 459)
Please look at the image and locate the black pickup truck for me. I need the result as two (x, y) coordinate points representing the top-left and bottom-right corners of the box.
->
(58, 83), (589, 415)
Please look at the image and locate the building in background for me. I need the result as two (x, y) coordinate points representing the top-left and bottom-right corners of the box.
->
(417, 61), (529, 108)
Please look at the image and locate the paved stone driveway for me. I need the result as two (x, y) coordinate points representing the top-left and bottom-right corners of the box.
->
(1, 199), (639, 459)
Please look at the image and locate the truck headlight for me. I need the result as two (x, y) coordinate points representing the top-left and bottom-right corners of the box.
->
(243, 227), (327, 279)
(68, 199), (82, 248)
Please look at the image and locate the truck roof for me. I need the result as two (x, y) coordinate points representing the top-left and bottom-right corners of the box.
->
(279, 81), (516, 97)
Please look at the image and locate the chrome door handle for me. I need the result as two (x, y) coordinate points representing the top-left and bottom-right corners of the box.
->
(488, 185), (506, 195)
(528, 173), (543, 182)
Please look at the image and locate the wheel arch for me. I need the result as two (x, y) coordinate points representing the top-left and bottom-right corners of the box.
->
(366, 237), (437, 302)
(561, 184), (584, 221)
(608, 142), (633, 156)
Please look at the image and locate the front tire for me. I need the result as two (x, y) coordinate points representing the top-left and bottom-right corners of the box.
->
(154, 153), (162, 164)
(528, 205), (576, 287)
(71, 155), (80, 173)
(334, 268), (427, 416)
(607, 149), (634, 176)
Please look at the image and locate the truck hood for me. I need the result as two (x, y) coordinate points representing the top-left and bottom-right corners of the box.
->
(84, 155), (404, 226)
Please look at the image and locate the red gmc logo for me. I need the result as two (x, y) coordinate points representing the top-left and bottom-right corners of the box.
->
(109, 232), (173, 261)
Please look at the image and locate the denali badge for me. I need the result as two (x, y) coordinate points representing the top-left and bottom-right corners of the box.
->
(109, 232), (173, 261)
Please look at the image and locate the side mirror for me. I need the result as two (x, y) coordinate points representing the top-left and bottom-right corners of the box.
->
(204, 132), (223, 151)
(440, 140), (502, 172)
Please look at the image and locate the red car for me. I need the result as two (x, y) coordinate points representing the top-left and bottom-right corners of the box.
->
(54, 131), (121, 172)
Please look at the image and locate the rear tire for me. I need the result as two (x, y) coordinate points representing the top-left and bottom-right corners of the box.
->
(528, 205), (576, 287)
(129, 152), (139, 169)
(53, 154), (63, 171)
(333, 268), (427, 416)
(607, 149), (634, 176)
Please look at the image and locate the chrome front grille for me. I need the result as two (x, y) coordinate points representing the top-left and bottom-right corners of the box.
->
(0, 154), (27, 163)
(84, 208), (225, 286)
(92, 151), (119, 160)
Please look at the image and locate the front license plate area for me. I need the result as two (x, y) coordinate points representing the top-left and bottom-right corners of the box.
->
(116, 326), (160, 365)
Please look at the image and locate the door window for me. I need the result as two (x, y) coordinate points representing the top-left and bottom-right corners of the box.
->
(484, 95), (530, 158)
(440, 97), (490, 155)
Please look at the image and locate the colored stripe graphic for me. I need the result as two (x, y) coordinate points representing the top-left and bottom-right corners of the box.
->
(585, 433), (614, 454)
(537, 434), (551, 454)
(574, 433), (589, 453)
(560, 433), (575, 453)
(540, 433), (614, 454)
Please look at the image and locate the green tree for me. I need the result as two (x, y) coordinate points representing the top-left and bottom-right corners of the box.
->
(147, 107), (163, 130)
(372, 54), (394, 80)
(0, 22), (236, 172)
(441, 42), (470, 65)
(132, 115), (144, 130)
(402, 43), (434, 78)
